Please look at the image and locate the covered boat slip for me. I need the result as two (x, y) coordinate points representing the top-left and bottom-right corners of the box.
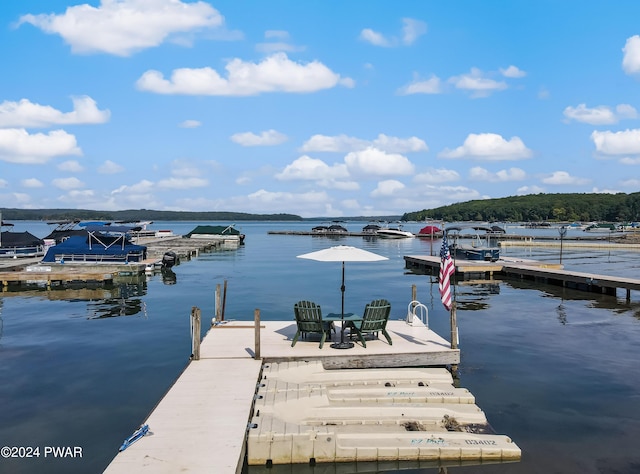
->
(0, 230), (46, 258)
(41, 225), (147, 264)
(105, 319), (520, 473)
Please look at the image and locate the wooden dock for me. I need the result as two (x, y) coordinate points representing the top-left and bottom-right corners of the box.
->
(404, 255), (640, 299)
(103, 317), (524, 473)
(0, 236), (228, 290)
(0, 265), (117, 289)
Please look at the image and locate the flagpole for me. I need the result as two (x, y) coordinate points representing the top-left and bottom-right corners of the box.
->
(450, 301), (458, 350)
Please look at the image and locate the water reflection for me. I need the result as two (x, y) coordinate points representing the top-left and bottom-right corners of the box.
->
(161, 268), (177, 285)
(453, 282), (500, 311)
(87, 282), (147, 319)
(556, 302), (568, 325)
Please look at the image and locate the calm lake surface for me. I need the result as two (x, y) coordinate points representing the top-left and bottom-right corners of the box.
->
(1, 221), (639, 474)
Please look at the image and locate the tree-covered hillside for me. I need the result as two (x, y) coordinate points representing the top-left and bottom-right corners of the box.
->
(402, 193), (640, 223)
(0, 208), (303, 222)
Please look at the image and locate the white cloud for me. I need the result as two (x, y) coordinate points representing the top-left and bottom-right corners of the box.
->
(401, 18), (427, 45)
(448, 68), (508, 98)
(157, 177), (208, 189)
(0, 179), (7, 188)
(301, 134), (367, 152)
(230, 129), (288, 146)
(371, 179), (405, 197)
(622, 35), (640, 75)
(98, 160), (124, 174)
(256, 30), (304, 53)
(439, 133), (532, 161)
(359, 18), (426, 47)
(496, 167), (526, 181)
(564, 103), (637, 125)
(179, 120), (201, 128)
(591, 187), (621, 194)
(18, 0), (224, 57)
(397, 75), (442, 95)
(345, 147), (415, 176)
(418, 185), (482, 203)
(136, 53), (346, 96)
(241, 189), (333, 217)
(0, 96), (109, 128)
(111, 180), (155, 195)
(11, 192), (31, 204)
(0, 128), (81, 164)
(58, 160), (84, 172)
(517, 185), (545, 195)
(414, 168), (460, 184)
(542, 171), (590, 185)
(469, 166), (526, 182)
(169, 161), (202, 178)
(591, 129), (640, 155)
(359, 28), (392, 47)
(21, 178), (44, 188)
(301, 133), (427, 153)
(276, 155), (349, 181)
(52, 177), (84, 190)
(621, 179), (640, 187)
(373, 134), (428, 153)
(620, 157), (640, 165)
(57, 189), (96, 204)
(500, 65), (526, 78)
(265, 30), (289, 40)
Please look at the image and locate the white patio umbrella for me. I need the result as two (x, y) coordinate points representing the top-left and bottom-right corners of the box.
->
(297, 245), (388, 349)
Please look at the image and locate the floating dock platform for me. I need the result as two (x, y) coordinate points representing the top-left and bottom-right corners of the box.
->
(248, 360), (520, 466)
(404, 255), (640, 300)
(104, 318), (520, 473)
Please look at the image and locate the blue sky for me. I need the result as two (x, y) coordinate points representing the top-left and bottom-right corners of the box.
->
(1, 1), (640, 218)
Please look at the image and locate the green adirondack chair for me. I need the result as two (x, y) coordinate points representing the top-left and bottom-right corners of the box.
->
(291, 301), (333, 348)
(349, 299), (392, 348)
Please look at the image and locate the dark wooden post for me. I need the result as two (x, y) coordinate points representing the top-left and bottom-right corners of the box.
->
(221, 280), (228, 321)
(254, 309), (261, 359)
(191, 306), (201, 360)
(214, 284), (221, 322)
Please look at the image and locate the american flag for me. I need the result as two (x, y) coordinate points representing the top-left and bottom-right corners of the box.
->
(438, 234), (456, 311)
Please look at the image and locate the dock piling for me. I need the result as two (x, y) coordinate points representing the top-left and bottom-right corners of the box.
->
(215, 284), (222, 322)
(191, 306), (201, 360)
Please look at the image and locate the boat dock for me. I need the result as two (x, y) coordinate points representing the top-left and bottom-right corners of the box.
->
(0, 236), (227, 290)
(0, 265), (117, 289)
(104, 317), (521, 473)
(404, 255), (640, 299)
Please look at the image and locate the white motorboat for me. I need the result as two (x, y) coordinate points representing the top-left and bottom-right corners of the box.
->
(376, 226), (414, 239)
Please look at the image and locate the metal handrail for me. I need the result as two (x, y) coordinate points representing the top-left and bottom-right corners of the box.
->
(406, 300), (429, 328)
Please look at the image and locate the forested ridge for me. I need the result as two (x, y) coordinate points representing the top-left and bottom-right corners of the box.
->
(402, 192), (640, 223)
(0, 208), (303, 222)
(3, 192), (640, 223)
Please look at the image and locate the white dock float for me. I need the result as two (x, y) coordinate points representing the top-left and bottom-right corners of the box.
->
(247, 361), (521, 465)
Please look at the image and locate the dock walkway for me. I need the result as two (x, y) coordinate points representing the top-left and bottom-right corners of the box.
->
(404, 255), (640, 299)
(104, 318), (508, 473)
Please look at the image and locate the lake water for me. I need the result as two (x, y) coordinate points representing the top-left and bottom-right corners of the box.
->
(1, 221), (639, 474)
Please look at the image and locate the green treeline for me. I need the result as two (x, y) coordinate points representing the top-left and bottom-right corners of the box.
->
(0, 208), (303, 222)
(402, 192), (640, 223)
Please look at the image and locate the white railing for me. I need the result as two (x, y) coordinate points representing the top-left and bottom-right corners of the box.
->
(406, 300), (429, 328)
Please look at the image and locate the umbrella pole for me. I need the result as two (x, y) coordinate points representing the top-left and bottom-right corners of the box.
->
(331, 260), (354, 349)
